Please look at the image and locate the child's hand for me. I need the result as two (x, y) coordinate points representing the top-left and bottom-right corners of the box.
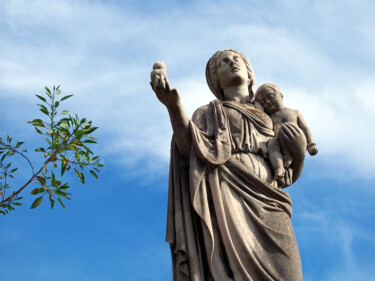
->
(307, 143), (318, 156)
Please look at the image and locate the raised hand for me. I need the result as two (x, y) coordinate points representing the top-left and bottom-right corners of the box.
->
(149, 62), (191, 160)
(278, 122), (307, 183)
(279, 123), (307, 157)
(150, 62), (180, 108)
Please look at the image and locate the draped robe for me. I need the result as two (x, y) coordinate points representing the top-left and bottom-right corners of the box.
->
(166, 99), (302, 281)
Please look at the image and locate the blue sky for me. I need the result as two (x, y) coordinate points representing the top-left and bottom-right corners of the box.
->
(1, 0), (375, 280)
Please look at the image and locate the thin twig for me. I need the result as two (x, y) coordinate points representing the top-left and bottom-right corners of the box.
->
(0, 157), (52, 207)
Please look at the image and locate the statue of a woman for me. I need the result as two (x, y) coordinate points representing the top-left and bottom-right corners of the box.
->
(151, 49), (307, 281)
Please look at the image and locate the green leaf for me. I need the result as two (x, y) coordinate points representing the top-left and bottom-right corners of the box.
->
(34, 123), (45, 128)
(57, 198), (65, 208)
(38, 103), (48, 111)
(34, 127), (43, 134)
(83, 139), (97, 144)
(45, 86), (51, 95)
(89, 170), (98, 179)
(30, 196), (43, 209)
(55, 190), (67, 197)
(30, 118), (44, 123)
(83, 127), (98, 134)
(15, 141), (24, 148)
(44, 137), (52, 145)
(1, 153), (7, 162)
(59, 183), (70, 190)
(51, 171), (56, 182)
(56, 89), (61, 95)
(59, 121), (69, 127)
(30, 188), (45, 195)
(36, 176), (46, 186)
(39, 108), (49, 116)
(75, 130), (84, 138)
(60, 110), (69, 115)
(12, 202), (22, 206)
(28, 119), (45, 127)
(36, 95), (47, 102)
(60, 94), (73, 101)
(52, 180), (62, 188)
(61, 163), (66, 176)
(74, 168), (85, 184)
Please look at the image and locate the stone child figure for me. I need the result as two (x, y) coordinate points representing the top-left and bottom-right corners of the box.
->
(255, 83), (318, 187)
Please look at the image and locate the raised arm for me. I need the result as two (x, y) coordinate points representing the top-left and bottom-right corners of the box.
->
(296, 110), (318, 156)
(150, 63), (192, 160)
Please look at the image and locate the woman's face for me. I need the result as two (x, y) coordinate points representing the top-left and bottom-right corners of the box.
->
(216, 51), (248, 90)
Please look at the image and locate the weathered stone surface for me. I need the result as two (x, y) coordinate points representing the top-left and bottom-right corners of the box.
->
(255, 83), (318, 187)
(151, 49), (315, 281)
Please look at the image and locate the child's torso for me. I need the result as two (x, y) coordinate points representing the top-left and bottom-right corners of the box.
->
(270, 108), (298, 134)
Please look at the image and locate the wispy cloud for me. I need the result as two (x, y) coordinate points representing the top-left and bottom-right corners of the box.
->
(1, 0), (374, 178)
(293, 188), (375, 281)
(1, 2), (375, 281)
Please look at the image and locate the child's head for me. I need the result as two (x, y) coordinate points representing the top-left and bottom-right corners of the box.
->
(255, 83), (284, 114)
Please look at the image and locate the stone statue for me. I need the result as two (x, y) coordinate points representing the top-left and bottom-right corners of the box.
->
(150, 49), (312, 281)
(255, 83), (318, 187)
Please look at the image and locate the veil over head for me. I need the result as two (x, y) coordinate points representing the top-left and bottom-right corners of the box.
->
(205, 49), (255, 101)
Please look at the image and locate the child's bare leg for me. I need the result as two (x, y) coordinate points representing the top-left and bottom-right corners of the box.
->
(279, 137), (293, 168)
(268, 138), (285, 186)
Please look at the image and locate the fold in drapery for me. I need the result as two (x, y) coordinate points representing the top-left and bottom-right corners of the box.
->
(166, 100), (302, 281)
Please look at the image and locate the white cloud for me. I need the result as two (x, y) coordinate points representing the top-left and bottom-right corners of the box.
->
(1, 0), (374, 178)
(281, 79), (375, 177)
(295, 209), (375, 281)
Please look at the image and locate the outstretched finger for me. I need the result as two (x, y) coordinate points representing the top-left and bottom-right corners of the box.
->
(160, 73), (167, 90)
(152, 75), (159, 88)
(153, 74), (161, 89)
(165, 76), (171, 92)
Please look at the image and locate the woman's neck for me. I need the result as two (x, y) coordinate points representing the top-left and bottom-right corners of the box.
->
(222, 84), (249, 103)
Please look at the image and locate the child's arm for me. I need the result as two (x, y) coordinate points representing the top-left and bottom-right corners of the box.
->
(296, 110), (318, 156)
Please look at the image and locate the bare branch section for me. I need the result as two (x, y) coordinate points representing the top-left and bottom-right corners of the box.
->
(0, 86), (103, 215)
